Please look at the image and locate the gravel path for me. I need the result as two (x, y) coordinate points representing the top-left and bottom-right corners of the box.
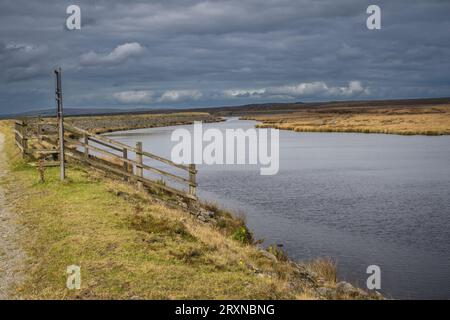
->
(0, 133), (25, 299)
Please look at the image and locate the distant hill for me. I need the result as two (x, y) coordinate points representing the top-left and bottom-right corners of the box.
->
(1, 97), (449, 119)
(188, 97), (450, 116)
(0, 107), (179, 119)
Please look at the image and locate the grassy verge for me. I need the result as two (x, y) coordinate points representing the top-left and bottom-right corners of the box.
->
(0, 120), (375, 299)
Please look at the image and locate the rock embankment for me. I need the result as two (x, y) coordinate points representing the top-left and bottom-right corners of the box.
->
(66, 113), (222, 134)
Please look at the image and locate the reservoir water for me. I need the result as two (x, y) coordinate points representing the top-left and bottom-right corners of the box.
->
(105, 118), (450, 299)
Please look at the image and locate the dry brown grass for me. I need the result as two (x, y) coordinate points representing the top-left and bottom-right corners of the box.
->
(245, 104), (450, 135)
(304, 258), (337, 284)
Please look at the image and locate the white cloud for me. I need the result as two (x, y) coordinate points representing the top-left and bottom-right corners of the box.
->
(158, 90), (202, 102)
(269, 82), (330, 96)
(80, 42), (145, 66)
(223, 88), (265, 98)
(223, 81), (369, 99)
(112, 82), (368, 106)
(332, 80), (369, 96)
(113, 89), (203, 104)
(113, 90), (154, 103)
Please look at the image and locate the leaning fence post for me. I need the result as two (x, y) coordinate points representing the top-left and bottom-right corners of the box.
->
(189, 164), (196, 198)
(136, 142), (143, 190)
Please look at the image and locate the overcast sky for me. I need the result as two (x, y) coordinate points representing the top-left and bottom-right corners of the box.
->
(0, 0), (449, 114)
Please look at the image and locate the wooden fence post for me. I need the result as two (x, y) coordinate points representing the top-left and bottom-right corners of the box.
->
(123, 147), (128, 181)
(38, 158), (45, 183)
(136, 142), (143, 190)
(22, 121), (28, 158)
(189, 164), (196, 198)
(83, 133), (89, 160)
(37, 116), (42, 143)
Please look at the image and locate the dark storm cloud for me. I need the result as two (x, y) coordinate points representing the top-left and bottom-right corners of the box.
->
(0, 0), (449, 114)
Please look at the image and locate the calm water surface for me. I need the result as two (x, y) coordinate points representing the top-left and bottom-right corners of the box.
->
(105, 118), (450, 299)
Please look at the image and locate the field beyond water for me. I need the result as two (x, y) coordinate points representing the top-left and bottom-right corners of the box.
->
(239, 101), (450, 135)
(0, 120), (377, 299)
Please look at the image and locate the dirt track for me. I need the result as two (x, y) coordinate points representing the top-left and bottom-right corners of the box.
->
(0, 133), (25, 299)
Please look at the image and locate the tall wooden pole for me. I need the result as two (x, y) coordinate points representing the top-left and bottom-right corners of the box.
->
(55, 67), (65, 181)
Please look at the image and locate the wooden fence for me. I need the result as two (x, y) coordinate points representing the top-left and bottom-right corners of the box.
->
(14, 118), (197, 201)
(14, 120), (27, 155)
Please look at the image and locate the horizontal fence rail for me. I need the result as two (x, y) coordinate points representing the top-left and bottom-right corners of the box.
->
(64, 123), (195, 174)
(14, 118), (197, 201)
